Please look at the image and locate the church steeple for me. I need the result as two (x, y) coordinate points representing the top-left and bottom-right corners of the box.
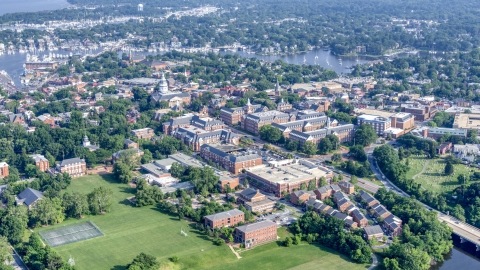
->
(275, 78), (281, 97)
(83, 134), (91, 147)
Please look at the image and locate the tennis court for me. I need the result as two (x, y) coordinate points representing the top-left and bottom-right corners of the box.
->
(39, 221), (104, 247)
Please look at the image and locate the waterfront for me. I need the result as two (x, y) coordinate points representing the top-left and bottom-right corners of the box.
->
(1, 0), (70, 15)
(435, 247), (480, 270)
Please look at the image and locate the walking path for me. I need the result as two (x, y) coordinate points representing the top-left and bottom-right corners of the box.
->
(368, 253), (378, 270)
(228, 245), (242, 259)
(412, 160), (430, 179)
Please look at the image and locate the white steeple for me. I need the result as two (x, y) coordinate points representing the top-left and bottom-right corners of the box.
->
(83, 134), (91, 147)
(159, 72), (169, 93)
(327, 117), (331, 128)
(247, 98), (251, 105)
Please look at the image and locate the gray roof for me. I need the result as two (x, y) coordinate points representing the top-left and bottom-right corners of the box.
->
(59, 158), (85, 167)
(364, 225), (384, 236)
(338, 181), (353, 189)
(200, 144), (261, 163)
(17, 188), (43, 206)
(204, 209), (244, 221)
(359, 190), (376, 203)
(29, 154), (47, 162)
(240, 188), (259, 200)
(351, 209), (367, 221)
(151, 91), (190, 102)
(235, 220), (276, 233)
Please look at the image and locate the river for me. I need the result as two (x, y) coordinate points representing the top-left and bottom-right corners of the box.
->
(1, 0), (71, 16)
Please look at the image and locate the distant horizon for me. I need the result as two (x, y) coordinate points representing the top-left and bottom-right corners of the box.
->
(1, 0), (71, 16)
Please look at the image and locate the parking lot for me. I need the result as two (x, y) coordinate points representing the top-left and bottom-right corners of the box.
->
(256, 207), (298, 227)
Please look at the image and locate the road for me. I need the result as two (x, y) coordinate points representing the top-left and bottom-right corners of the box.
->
(369, 153), (480, 246)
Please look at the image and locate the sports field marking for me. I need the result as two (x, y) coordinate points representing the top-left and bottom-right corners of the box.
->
(39, 221), (104, 247)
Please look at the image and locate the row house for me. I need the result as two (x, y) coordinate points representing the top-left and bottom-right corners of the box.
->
(314, 184), (341, 200)
(290, 190), (316, 205)
(304, 198), (358, 229)
(200, 144), (261, 174)
(333, 191), (354, 212)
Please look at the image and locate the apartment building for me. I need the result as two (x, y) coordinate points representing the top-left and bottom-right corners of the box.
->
(235, 220), (277, 249)
(204, 209), (245, 229)
(357, 114), (391, 135)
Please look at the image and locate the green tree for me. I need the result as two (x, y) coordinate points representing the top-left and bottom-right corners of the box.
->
(31, 197), (65, 225)
(355, 124), (378, 146)
(0, 236), (13, 264)
(349, 145), (367, 162)
(169, 162), (186, 178)
(444, 162), (454, 175)
(351, 175), (358, 184)
(127, 253), (160, 270)
(62, 192), (89, 218)
(302, 141), (317, 156)
(258, 125), (282, 143)
(331, 153), (342, 163)
(88, 187), (113, 214)
(113, 162), (134, 184)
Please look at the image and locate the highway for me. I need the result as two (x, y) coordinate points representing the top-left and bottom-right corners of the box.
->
(368, 153), (480, 247)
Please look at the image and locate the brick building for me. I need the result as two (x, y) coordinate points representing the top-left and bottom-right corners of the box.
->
(131, 128), (155, 139)
(338, 181), (355, 194)
(357, 114), (392, 136)
(57, 158), (86, 178)
(237, 188), (276, 213)
(235, 220), (277, 249)
(204, 209), (245, 229)
(288, 123), (355, 146)
(242, 110), (293, 135)
(200, 144), (261, 174)
(218, 175), (240, 192)
(272, 114), (328, 138)
(245, 160), (332, 197)
(220, 99), (267, 125)
(0, 162), (8, 178)
(163, 115), (226, 135)
(402, 103), (437, 121)
(351, 209), (368, 227)
(391, 112), (415, 130)
(29, 154), (49, 172)
(290, 190), (316, 205)
(314, 184), (341, 200)
(173, 127), (239, 151)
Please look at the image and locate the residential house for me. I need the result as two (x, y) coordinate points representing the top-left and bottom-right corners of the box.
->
(363, 225), (384, 240)
(351, 209), (368, 227)
(338, 181), (355, 194)
(16, 188), (43, 209)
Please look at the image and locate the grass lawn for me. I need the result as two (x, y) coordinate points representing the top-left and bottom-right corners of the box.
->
(36, 174), (369, 270)
(404, 156), (480, 193)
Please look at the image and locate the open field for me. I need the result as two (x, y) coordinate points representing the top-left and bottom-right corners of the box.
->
(37, 174), (369, 270)
(404, 156), (480, 193)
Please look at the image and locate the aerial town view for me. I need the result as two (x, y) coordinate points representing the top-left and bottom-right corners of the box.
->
(1, 0), (480, 269)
